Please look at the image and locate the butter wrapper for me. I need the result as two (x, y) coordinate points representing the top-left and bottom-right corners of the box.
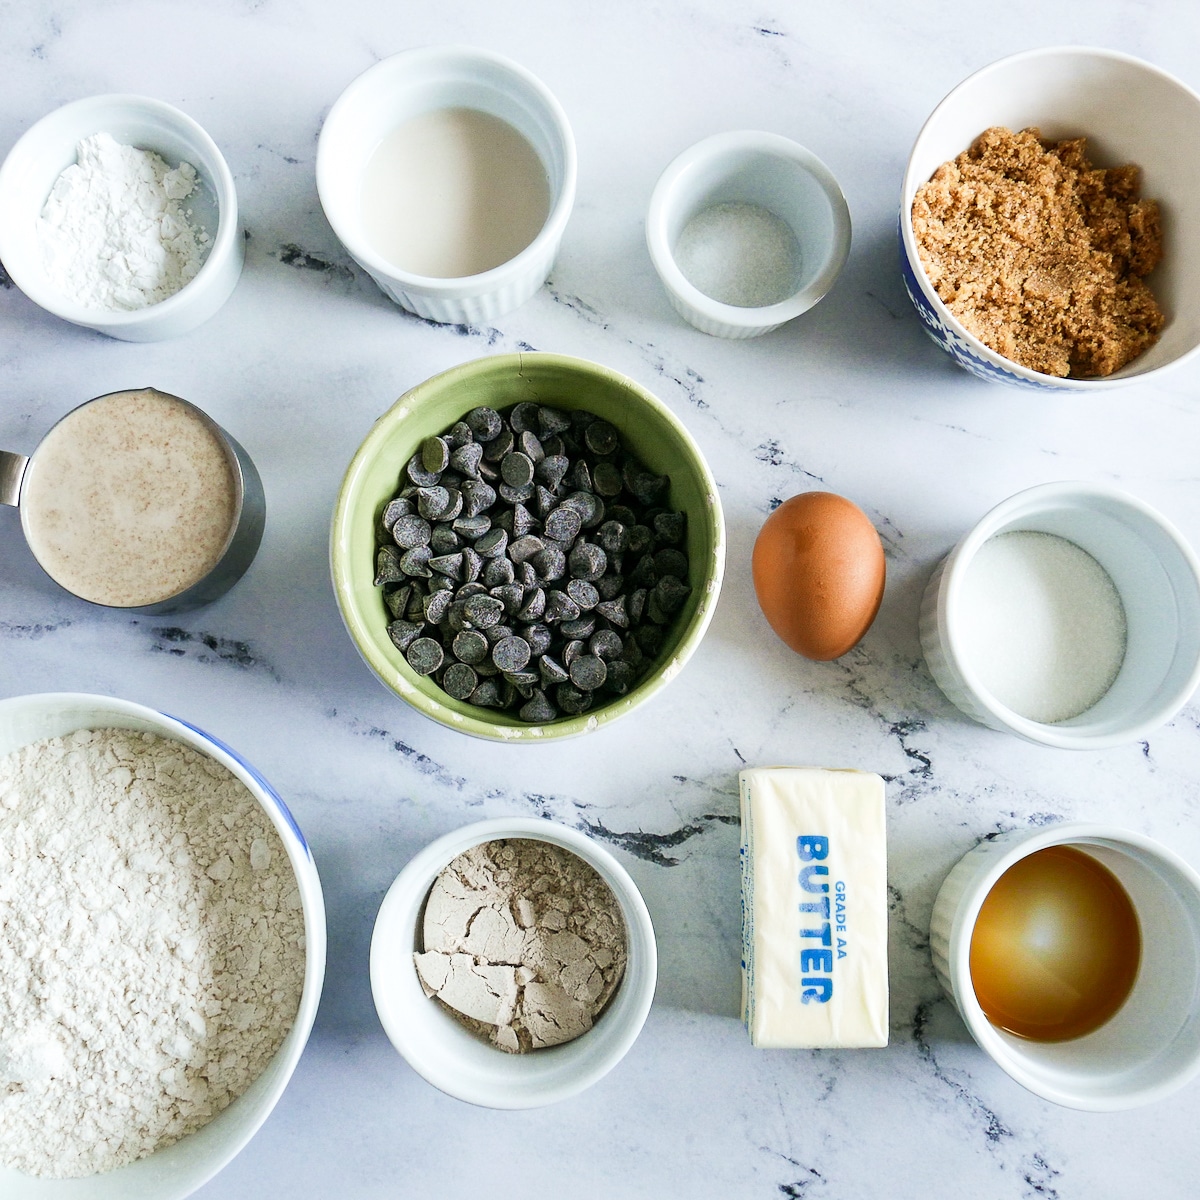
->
(739, 766), (889, 1048)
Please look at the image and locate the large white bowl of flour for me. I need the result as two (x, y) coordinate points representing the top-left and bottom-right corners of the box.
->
(0, 693), (326, 1198)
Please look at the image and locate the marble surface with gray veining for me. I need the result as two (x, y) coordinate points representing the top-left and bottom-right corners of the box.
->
(3, 2), (1200, 1196)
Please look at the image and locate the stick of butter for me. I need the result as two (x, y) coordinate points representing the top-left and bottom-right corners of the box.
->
(739, 766), (888, 1048)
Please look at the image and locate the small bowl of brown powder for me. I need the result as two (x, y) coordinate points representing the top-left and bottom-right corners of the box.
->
(900, 46), (1200, 390)
(370, 817), (657, 1108)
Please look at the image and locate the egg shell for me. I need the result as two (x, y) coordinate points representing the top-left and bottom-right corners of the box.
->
(752, 491), (885, 661)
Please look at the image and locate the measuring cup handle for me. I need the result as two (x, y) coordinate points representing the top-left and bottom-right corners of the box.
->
(1, 450), (29, 507)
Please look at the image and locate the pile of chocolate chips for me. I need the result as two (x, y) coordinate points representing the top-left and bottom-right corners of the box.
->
(374, 402), (692, 723)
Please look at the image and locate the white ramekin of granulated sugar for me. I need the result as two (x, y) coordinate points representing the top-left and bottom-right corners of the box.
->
(919, 482), (1200, 749)
(0, 692), (326, 1197)
(370, 817), (657, 1108)
(0, 95), (243, 341)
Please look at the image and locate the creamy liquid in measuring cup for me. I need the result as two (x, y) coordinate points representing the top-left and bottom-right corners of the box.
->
(21, 390), (238, 607)
(361, 107), (551, 278)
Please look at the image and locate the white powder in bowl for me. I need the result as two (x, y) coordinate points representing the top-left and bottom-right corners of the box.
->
(0, 728), (305, 1179)
(38, 132), (211, 312)
(957, 530), (1127, 723)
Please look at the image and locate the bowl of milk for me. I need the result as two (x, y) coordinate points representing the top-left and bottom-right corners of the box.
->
(317, 46), (577, 325)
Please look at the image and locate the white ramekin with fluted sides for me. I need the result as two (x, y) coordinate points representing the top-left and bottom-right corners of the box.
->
(0, 96), (243, 342)
(646, 130), (851, 338)
(317, 46), (576, 325)
(370, 817), (656, 1108)
(0, 692), (325, 1199)
(930, 823), (1200, 1111)
(919, 481), (1200, 749)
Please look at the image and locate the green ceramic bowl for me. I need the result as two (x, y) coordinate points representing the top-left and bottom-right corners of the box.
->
(331, 352), (725, 741)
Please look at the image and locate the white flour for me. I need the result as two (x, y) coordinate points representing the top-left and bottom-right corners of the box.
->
(0, 728), (305, 1179)
(38, 132), (211, 311)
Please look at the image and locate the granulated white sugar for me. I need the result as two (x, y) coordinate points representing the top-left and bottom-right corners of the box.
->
(0, 728), (305, 1179)
(957, 530), (1127, 723)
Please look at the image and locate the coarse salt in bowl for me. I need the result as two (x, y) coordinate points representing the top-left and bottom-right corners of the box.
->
(918, 482), (1200, 749)
(900, 46), (1200, 389)
(646, 130), (851, 339)
(0, 95), (243, 342)
(370, 817), (657, 1108)
(0, 692), (326, 1199)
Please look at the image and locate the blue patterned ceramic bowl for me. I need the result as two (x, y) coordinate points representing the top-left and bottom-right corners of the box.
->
(901, 47), (1200, 390)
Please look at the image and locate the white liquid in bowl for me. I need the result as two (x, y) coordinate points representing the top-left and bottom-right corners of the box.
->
(360, 107), (551, 279)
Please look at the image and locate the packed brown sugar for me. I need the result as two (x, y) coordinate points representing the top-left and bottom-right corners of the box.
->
(912, 126), (1164, 378)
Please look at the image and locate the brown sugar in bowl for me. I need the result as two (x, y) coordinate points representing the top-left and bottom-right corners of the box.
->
(900, 46), (1200, 391)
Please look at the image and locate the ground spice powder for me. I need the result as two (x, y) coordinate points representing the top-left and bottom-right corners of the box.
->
(912, 126), (1164, 378)
(415, 838), (627, 1052)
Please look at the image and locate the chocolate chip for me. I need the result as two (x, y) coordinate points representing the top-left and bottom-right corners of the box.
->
(392, 515), (432, 549)
(464, 594), (506, 627)
(442, 662), (478, 700)
(584, 420), (619, 456)
(422, 436), (450, 474)
(544, 506), (583, 543)
(407, 637), (443, 676)
(492, 635), (532, 672)
(406, 452), (441, 487)
(519, 690), (557, 723)
(453, 629), (489, 664)
(387, 620), (422, 651)
(466, 406), (503, 442)
(568, 541), (607, 581)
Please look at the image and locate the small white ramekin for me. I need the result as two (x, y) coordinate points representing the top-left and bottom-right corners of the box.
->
(0, 692), (325, 1198)
(317, 46), (576, 326)
(930, 823), (1200, 1111)
(0, 95), (243, 342)
(919, 481), (1200, 749)
(370, 817), (656, 1108)
(646, 130), (851, 338)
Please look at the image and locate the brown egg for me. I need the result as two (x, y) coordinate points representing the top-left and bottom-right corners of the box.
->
(752, 491), (886, 660)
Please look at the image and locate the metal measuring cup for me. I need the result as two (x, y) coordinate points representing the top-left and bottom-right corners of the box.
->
(1, 387), (265, 613)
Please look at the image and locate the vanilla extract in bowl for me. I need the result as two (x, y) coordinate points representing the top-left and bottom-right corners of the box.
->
(969, 844), (1141, 1042)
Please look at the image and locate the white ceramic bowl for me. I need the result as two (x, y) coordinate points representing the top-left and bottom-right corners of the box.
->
(646, 130), (851, 338)
(0, 693), (326, 1199)
(901, 46), (1200, 389)
(0, 95), (243, 342)
(930, 822), (1200, 1110)
(919, 481), (1200, 749)
(317, 46), (576, 326)
(370, 817), (656, 1108)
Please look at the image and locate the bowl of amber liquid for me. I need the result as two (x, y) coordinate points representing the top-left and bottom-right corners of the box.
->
(929, 822), (1200, 1109)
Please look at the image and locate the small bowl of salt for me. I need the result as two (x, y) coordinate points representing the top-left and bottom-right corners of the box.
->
(0, 94), (243, 341)
(646, 130), (851, 339)
(919, 481), (1200, 750)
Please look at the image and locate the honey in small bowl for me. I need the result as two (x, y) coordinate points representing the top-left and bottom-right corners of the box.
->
(969, 845), (1141, 1042)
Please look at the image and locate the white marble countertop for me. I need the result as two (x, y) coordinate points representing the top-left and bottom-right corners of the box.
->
(4, 2), (1200, 1196)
